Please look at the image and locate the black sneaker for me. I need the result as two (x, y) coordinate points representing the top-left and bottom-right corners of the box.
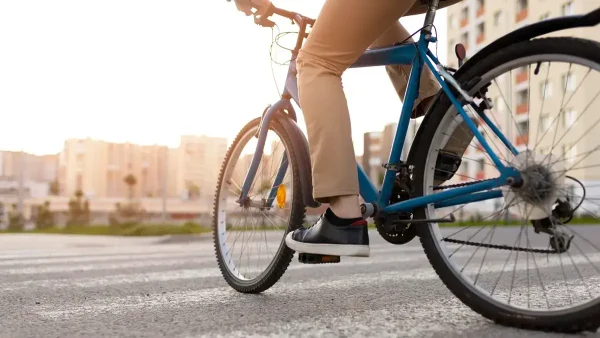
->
(285, 213), (370, 257)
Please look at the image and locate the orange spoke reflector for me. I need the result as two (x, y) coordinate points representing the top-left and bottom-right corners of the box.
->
(276, 184), (286, 208)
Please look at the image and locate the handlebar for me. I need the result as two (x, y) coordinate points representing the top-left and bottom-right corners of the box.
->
(227, 1), (315, 52)
(227, 1), (314, 28)
(259, 4), (315, 27)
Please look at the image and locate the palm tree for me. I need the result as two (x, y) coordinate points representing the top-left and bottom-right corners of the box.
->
(123, 174), (137, 201)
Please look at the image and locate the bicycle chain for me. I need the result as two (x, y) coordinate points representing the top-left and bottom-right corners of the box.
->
(432, 178), (558, 254)
(433, 178), (495, 191)
(441, 238), (557, 254)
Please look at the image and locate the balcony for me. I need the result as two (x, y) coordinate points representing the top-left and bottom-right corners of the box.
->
(476, 6), (485, 18)
(460, 17), (469, 28)
(516, 8), (528, 23)
(516, 134), (529, 146)
(516, 103), (528, 115)
(476, 171), (485, 180)
(516, 70), (528, 84)
(476, 33), (485, 44)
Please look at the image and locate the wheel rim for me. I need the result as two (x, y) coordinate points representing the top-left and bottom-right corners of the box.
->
(422, 52), (600, 315)
(215, 123), (294, 283)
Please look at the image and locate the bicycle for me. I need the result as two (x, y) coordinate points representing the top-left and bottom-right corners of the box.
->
(213, 0), (600, 333)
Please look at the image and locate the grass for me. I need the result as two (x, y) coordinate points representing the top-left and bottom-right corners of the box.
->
(0, 222), (212, 237)
(1, 217), (597, 237)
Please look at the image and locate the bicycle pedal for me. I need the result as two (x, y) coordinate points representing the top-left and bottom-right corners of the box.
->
(298, 253), (340, 264)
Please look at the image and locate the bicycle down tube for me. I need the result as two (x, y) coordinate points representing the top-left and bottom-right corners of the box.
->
(239, 3), (521, 215)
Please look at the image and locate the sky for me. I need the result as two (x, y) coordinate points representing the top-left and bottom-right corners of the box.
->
(0, 0), (448, 156)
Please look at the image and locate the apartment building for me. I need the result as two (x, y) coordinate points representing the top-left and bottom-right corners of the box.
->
(58, 138), (176, 198)
(173, 135), (228, 200)
(362, 120), (421, 187)
(445, 0), (600, 215)
(0, 151), (57, 183)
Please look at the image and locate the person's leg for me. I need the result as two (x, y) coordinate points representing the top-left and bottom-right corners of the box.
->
(370, 19), (474, 186)
(285, 0), (418, 257)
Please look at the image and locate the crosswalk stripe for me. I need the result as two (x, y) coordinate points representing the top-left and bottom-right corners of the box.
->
(0, 242), (444, 276)
(28, 250), (600, 320)
(0, 249), (439, 289)
(0, 251), (211, 267)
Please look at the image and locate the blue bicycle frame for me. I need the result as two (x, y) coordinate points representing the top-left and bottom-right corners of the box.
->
(239, 1), (521, 217)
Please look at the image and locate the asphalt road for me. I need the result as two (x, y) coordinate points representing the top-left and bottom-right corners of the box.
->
(1, 230), (600, 338)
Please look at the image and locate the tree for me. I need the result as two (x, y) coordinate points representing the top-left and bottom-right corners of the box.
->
(123, 174), (137, 201)
(35, 201), (55, 230)
(8, 203), (24, 231)
(49, 180), (60, 195)
(186, 181), (200, 200)
(66, 190), (90, 227)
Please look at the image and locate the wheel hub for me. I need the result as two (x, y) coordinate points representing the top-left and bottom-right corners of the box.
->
(503, 151), (567, 221)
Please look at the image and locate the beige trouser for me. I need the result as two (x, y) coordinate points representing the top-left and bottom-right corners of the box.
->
(297, 0), (448, 203)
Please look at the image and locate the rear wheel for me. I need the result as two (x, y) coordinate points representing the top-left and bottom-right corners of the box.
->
(212, 116), (305, 293)
(413, 38), (600, 332)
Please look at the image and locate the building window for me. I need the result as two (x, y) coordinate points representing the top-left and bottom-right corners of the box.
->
(517, 0), (528, 12)
(461, 32), (469, 49)
(540, 114), (550, 131)
(516, 120), (529, 146)
(516, 0), (528, 22)
(540, 80), (552, 99)
(476, 22), (485, 44)
(517, 89), (529, 105)
(563, 109), (576, 127)
(460, 7), (469, 27)
(462, 161), (469, 177)
(476, 0), (485, 17)
(477, 158), (485, 172)
(495, 97), (504, 113)
(563, 143), (576, 163)
(494, 11), (503, 26)
(539, 12), (550, 21)
(562, 1), (574, 16)
(562, 72), (576, 91)
(449, 14), (458, 29)
(516, 89), (529, 115)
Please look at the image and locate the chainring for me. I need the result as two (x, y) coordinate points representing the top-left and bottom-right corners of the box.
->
(375, 169), (418, 245)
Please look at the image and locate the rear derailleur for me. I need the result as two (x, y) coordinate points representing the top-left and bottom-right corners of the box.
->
(530, 199), (575, 254)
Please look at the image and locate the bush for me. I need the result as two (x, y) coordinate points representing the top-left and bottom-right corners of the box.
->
(35, 201), (55, 230)
(7, 204), (24, 231)
(66, 190), (90, 227)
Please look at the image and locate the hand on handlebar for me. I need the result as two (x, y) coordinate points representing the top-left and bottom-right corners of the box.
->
(228, 0), (307, 28)
(231, 0), (272, 16)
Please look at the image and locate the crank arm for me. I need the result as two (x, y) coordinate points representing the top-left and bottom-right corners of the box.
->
(394, 214), (456, 224)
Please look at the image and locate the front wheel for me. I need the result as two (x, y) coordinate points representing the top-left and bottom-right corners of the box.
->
(412, 37), (600, 333)
(212, 115), (305, 293)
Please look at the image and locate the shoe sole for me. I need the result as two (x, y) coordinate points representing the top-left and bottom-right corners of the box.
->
(284, 232), (370, 257)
